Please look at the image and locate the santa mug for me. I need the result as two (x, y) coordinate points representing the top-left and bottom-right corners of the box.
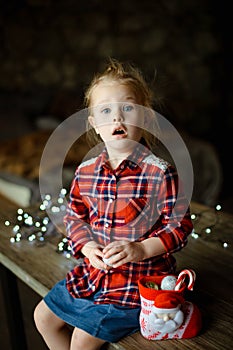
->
(138, 271), (202, 340)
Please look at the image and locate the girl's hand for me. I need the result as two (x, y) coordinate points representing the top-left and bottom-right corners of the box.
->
(102, 240), (146, 268)
(81, 241), (108, 270)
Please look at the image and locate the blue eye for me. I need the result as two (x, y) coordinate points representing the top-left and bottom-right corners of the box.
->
(101, 107), (111, 114)
(123, 104), (134, 112)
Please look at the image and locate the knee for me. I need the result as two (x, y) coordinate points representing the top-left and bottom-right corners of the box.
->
(71, 328), (105, 350)
(34, 300), (50, 334)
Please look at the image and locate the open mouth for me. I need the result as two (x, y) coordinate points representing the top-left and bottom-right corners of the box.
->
(112, 127), (127, 136)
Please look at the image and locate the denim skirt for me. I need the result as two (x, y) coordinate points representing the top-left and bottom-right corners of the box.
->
(44, 278), (140, 342)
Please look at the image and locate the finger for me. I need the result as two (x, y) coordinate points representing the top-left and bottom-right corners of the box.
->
(103, 243), (115, 254)
(110, 251), (128, 266)
(98, 261), (108, 270)
(95, 247), (104, 258)
(103, 240), (126, 253)
(112, 256), (129, 268)
(92, 255), (108, 270)
(103, 244), (121, 258)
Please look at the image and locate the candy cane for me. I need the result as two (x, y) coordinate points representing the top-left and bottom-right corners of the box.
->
(174, 269), (196, 291)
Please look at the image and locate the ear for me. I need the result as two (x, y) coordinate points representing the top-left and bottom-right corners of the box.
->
(88, 115), (100, 134)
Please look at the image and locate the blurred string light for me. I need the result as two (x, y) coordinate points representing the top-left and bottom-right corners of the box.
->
(56, 236), (72, 258)
(4, 197), (231, 257)
(4, 188), (72, 258)
(190, 204), (231, 249)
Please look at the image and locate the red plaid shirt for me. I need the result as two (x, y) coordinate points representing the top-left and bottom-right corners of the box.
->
(64, 143), (193, 307)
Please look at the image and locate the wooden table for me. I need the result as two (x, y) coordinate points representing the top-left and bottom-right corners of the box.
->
(1, 196), (233, 349)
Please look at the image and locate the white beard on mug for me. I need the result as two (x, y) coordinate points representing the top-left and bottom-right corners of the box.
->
(149, 309), (184, 334)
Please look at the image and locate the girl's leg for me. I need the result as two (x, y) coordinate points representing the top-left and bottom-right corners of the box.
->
(70, 327), (106, 350)
(34, 300), (72, 350)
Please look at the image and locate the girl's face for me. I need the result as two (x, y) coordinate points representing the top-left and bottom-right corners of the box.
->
(88, 82), (145, 154)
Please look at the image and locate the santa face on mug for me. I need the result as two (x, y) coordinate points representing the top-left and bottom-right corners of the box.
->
(150, 307), (184, 334)
(138, 271), (202, 340)
(149, 293), (185, 334)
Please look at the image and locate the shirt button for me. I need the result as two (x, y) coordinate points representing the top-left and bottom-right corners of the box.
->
(91, 285), (96, 291)
(109, 198), (113, 203)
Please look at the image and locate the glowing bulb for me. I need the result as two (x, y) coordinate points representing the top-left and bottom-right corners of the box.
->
(205, 228), (211, 234)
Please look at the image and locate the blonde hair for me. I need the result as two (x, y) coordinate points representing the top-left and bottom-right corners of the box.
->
(85, 58), (159, 149)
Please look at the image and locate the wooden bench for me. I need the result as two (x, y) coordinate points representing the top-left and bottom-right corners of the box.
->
(1, 197), (233, 349)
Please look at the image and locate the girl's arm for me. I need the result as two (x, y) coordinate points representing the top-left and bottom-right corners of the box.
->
(64, 174), (94, 259)
(140, 236), (166, 259)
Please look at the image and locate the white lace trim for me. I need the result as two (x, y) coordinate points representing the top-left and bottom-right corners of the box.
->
(142, 154), (169, 171)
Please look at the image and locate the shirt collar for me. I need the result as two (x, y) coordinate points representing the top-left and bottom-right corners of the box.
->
(94, 139), (152, 173)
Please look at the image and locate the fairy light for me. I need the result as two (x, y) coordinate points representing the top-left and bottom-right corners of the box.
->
(51, 206), (60, 213)
(205, 228), (211, 234)
(4, 191), (231, 256)
(60, 188), (67, 196)
(28, 234), (36, 242)
(13, 225), (20, 232)
(191, 214), (197, 220)
(40, 203), (46, 211)
(60, 205), (66, 211)
(43, 217), (49, 225)
(35, 221), (41, 228)
(5, 188), (69, 250)
(56, 236), (72, 257)
(191, 203), (231, 249)
(16, 233), (21, 242)
(191, 229), (199, 240)
(43, 200), (49, 207)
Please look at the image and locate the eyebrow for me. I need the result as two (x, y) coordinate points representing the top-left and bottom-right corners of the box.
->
(96, 97), (136, 105)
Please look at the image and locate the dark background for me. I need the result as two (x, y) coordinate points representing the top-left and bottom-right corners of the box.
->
(0, 0), (232, 209)
(0, 2), (232, 348)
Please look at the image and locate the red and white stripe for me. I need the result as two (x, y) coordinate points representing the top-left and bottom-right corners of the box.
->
(174, 269), (196, 291)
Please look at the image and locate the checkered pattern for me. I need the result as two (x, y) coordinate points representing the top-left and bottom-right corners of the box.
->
(64, 143), (193, 307)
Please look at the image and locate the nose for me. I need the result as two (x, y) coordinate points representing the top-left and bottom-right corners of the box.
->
(162, 314), (169, 322)
(113, 109), (124, 122)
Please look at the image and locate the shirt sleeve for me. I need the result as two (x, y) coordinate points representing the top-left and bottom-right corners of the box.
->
(147, 165), (193, 254)
(63, 171), (93, 259)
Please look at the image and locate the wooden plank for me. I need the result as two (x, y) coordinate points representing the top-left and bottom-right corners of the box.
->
(0, 225), (76, 297)
(0, 252), (49, 298)
(1, 196), (233, 349)
(176, 236), (233, 304)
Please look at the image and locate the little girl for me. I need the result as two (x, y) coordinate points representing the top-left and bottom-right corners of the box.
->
(34, 58), (193, 349)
